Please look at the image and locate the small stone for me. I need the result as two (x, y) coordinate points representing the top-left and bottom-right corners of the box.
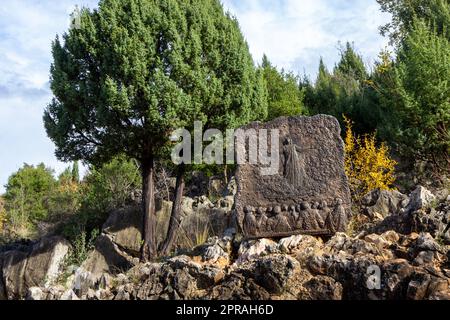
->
(278, 235), (304, 253)
(235, 239), (278, 264)
(380, 230), (400, 243)
(364, 234), (390, 249)
(407, 186), (436, 212)
(26, 287), (44, 300)
(413, 251), (436, 265)
(60, 289), (79, 301)
(304, 276), (343, 300)
(415, 233), (440, 252)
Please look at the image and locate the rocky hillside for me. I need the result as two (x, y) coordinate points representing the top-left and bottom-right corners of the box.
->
(1, 185), (449, 300)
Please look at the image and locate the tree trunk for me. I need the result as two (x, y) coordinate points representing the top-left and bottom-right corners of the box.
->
(160, 164), (185, 256)
(141, 157), (157, 261)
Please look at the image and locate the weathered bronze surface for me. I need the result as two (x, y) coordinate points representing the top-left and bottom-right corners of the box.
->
(235, 115), (352, 239)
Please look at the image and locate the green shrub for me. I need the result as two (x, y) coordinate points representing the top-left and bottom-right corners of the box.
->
(3, 163), (56, 237)
(59, 156), (141, 242)
(65, 228), (100, 267)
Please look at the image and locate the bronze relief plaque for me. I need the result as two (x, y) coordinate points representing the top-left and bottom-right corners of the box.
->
(234, 115), (352, 239)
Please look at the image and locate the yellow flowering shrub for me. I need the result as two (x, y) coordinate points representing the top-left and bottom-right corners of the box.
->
(344, 115), (397, 201)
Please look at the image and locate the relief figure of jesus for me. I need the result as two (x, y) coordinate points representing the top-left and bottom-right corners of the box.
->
(283, 138), (307, 187)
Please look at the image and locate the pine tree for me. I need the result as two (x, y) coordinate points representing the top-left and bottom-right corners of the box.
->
(335, 42), (368, 81)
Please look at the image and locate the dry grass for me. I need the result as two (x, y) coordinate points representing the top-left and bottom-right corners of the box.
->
(177, 214), (212, 250)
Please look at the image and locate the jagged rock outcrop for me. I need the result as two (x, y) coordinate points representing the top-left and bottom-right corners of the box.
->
(0, 236), (70, 300)
(362, 189), (409, 219)
(361, 187), (449, 244)
(61, 194), (236, 297)
(27, 229), (449, 300)
(6, 185), (450, 300)
(81, 206), (142, 277)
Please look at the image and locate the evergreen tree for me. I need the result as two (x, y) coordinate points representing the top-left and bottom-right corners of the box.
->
(379, 19), (450, 164)
(44, 0), (266, 260)
(261, 54), (304, 120)
(335, 42), (368, 81)
(303, 44), (372, 134)
(4, 164), (56, 224)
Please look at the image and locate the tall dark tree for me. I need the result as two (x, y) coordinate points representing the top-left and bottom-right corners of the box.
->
(302, 44), (373, 134)
(374, 19), (450, 166)
(44, 0), (266, 260)
(334, 42), (368, 81)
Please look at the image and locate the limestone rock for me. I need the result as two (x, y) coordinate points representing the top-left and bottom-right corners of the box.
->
(23, 226), (449, 301)
(26, 287), (44, 300)
(303, 276), (343, 300)
(81, 234), (135, 276)
(0, 236), (70, 300)
(192, 236), (232, 265)
(235, 239), (278, 264)
(181, 197), (195, 217)
(226, 177), (237, 196)
(368, 195), (449, 241)
(208, 178), (225, 198)
(218, 196), (234, 211)
(278, 235), (304, 253)
(60, 289), (80, 300)
(414, 233), (441, 252)
(362, 189), (409, 218)
(1, 250), (28, 299)
(406, 186), (437, 212)
(25, 236), (71, 288)
(252, 254), (300, 295)
(102, 206), (142, 256)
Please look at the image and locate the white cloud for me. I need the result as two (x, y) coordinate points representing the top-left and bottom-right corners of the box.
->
(222, 0), (392, 76)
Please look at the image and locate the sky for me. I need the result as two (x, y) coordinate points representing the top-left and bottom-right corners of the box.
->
(0, 0), (391, 193)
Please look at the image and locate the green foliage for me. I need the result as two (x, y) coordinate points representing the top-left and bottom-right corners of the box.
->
(4, 164), (56, 236)
(261, 55), (305, 120)
(44, 0), (267, 167)
(44, 1), (267, 258)
(65, 228), (99, 267)
(377, 0), (450, 45)
(302, 43), (374, 134)
(377, 19), (450, 163)
(0, 197), (6, 232)
(335, 42), (368, 81)
(72, 161), (80, 183)
(48, 174), (82, 220)
(1, 162), (86, 239)
(82, 156), (141, 213)
(60, 156), (141, 241)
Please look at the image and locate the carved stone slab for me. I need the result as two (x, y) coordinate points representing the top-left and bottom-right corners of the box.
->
(235, 115), (352, 239)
